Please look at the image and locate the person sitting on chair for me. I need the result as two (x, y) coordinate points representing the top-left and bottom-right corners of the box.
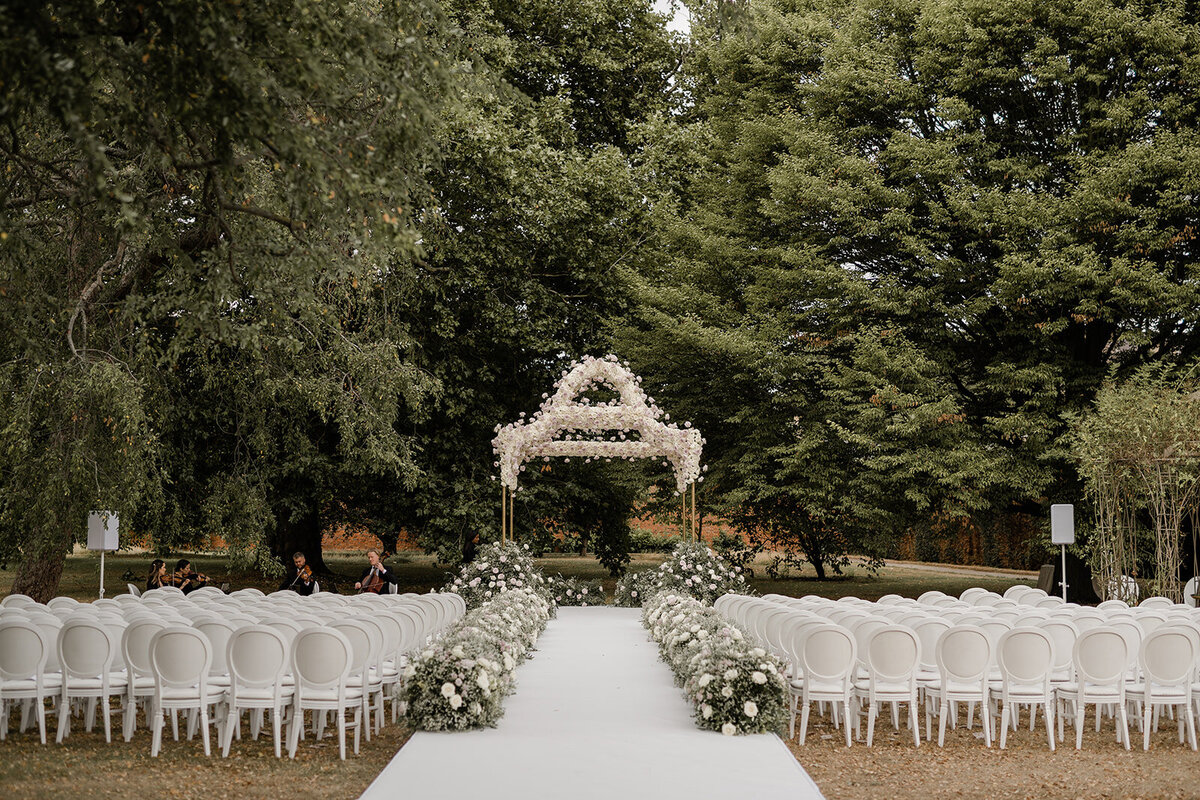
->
(146, 559), (169, 591)
(280, 551), (317, 596)
(172, 558), (210, 594)
(355, 549), (399, 594)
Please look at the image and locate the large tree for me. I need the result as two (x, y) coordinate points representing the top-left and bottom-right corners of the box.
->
(0, 0), (450, 598)
(617, 0), (1200, 574)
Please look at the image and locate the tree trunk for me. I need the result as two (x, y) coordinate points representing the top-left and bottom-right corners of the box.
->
(10, 524), (74, 603)
(272, 505), (330, 576)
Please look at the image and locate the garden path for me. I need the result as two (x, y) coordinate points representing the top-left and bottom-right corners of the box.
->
(359, 606), (823, 800)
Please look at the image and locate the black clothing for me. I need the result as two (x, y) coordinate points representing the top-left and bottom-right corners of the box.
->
(357, 564), (399, 593)
(280, 568), (316, 596)
(146, 575), (167, 591)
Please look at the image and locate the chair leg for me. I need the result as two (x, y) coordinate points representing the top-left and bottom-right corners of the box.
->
(56, 692), (69, 744)
(867, 703), (877, 747)
(151, 708), (163, 757)
(910, 701), (920, 748)
(353, 706), (361, 755)
(1045, 701), (1055, 752)
(799, 702), (811, 745)
(1184, 704), (1197, 751)
(1075, 701), (1084, 750)
(1118, 701), (1130, 751)
(788, 692), (797, 739)
(199, 707), (211, 756)
(1000, 703), (1009, 749)
(1144, 702), (1153, 751)
(222, 708), (237, 757)
(938, 699), (948, 747)
(337, 708), (347, 761)
(272, 708), (283, 759)
(981, 697), (991, 748)
(287, 708), (301, 759)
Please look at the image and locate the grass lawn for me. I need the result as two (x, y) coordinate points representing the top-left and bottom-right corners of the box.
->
(0, 550), (1035, 603)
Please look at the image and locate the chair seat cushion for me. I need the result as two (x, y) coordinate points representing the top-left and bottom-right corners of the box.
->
(159, 685), (227, 702)
(230, 685), (295, 703)
(64, 673), (129, 691)
(297, 687), (364, 703)
(1056, 682), (1122, 700)
(1, 673), (63, 693)
(925, 679), (988, 695)
(1125, 683), (1190, 701)
(854, 679), (916, 696)
(804, 680), (852, 696)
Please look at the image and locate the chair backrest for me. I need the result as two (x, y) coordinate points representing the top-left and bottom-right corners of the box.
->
(996, 627), (1055, 686)
(1185, 577), (1199, 608)
(864, 626), (921, 683)
(1107, 619), (1143, 674)
(227, 626), (290, 689)
(1, 594), (36, 609)
(122, 618), (168, 679)
(911, 618), (951, 672)
(1139, 596), (1174, 610)
(1073, 629), (1128, 687)
(150, 626), (213, 689)
(1140, 628), (1197, 687)
(292, 628), (353, 691)
(935, 626), (992, 683)
(1041, 618), (1079, 674)
(0, 619), (50, 681)
(126, 583), (143, 597)
(47, 597), (79, 611)
(800, 625), (856, 687)
(58, 619), (118, 678)
(329, 619), (373, 675)
(196, 620), (237, 676)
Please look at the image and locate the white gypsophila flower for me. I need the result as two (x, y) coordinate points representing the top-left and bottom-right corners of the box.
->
(449, 694), (463, 710)
(441, 682), (456, 699)
(722, 723), (736, 736)
(721, 685), (733, 698)
(751, 671), (767, 685)
(744, 701), (758, 718)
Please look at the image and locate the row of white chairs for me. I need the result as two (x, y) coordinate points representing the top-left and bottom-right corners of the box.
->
(715, 591), (1200, 751)
(0, 589), (464, 759)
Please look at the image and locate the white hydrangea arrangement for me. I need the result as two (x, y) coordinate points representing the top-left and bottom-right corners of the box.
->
(643, 592), (788, 736)
(444, 541), (551, 610)
(545, 574), (606, 606)
(615, 541), (746, 606)
(405, 588), (552, 730)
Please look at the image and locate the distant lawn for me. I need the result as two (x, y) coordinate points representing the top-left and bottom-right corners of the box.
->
(1, 550), (1033, 603)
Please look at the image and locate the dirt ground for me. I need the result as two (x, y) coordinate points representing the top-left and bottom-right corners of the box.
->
(788, 704), (1200, 800)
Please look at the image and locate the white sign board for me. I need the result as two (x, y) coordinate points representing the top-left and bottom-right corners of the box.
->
(1050, 504), (1074, 545)
(87, 511), (119, 551)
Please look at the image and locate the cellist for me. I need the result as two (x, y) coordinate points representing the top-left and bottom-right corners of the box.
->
(354, 549), (399, 594)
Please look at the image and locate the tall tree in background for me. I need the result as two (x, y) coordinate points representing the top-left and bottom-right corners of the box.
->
(618, 0), (1200, 574)
(0, 0), (450, 598)
(350, 0), (680, 567)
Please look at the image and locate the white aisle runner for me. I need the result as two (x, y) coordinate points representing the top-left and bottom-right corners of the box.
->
(359, 607), (824, 800)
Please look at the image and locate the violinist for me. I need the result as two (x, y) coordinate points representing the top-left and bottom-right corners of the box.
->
(146, 559), (169, 591)
(354, 549), (399, 594)
(281, 551), (317, 596)
(172, 558), (210, 594)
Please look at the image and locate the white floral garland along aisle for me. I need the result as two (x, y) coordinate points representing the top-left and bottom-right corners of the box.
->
(492, 354), (705, 541)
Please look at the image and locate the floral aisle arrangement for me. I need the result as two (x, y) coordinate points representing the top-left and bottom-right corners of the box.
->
(443, 541), (551, 610)
(545, 574), (605, 606)
(405, 587), (552, 730)
(643, 592), (789, 736)
(615, 541), (747, 606)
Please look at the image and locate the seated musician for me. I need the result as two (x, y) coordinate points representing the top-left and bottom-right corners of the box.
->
(280, 551), (317, 596)
(172, 558), (210, 594)
(146, 559), (169, 591)
(354, 549), (399, 594)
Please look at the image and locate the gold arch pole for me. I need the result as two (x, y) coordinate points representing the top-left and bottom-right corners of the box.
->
(500, 485), (507, 545)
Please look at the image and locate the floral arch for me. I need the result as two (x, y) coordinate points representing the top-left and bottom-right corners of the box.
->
(491, 354), (704, 541)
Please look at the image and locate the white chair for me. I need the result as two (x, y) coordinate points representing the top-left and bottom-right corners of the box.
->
(1056, 629), (1130, 750)
(1184, 577), (1199, 609)
(1125, 628), (1198, 751)
(995, 627), (1056, 750)
(330, 619), (383, 739)
(854, 626), (922, 747)
(1140, 597), (1175, 610)
(926, 626), (992, 747)
(222, 626), (295, 758)
(149, 626), (225, 756)
(287, 628), (363, 760)
(46, 597), (78, 611)
(120, 619), (167, 741)
(789, 624), (857, 746)
(126, 584), (143, 598)
(0, 620), (60, 743)
(56, 618), (128, 743)
(1, 594), (36, 609)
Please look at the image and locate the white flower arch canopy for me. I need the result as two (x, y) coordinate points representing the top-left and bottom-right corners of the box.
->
(491, 354), (705, 542)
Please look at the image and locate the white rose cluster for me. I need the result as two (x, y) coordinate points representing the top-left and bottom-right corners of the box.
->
(405, 588), (552, 731)
(445, 542), (552, 611)
(615, 542), (747, 607)
(642, 592), (788, 736)
(491, 355), (705, 495)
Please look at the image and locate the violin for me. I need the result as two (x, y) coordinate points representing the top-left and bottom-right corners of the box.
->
(289, 564), (314, 588)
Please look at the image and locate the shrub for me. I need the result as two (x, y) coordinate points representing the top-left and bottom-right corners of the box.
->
(545, 574), (606, 606)
(404, 588), (552, 730)
(614, 541), (747, 606)
(643, 592), (788, 736)
(442, 541), (550, 609)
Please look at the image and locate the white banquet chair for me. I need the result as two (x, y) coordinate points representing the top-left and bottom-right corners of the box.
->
(995, 627), (1057, 750)
(789, 624), (857, 745)
(926, 626), (992, 747)
(56, 618), (128, 743)
(1125, 628), (1198, 751)
(222, 625), (294, 758)
(287, 628), (363, 760)
(148, 626), (224, 756)
(0, 620), (60, 744)
(1056, 629), (1130, 750)
(854, 626), (922, 747)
